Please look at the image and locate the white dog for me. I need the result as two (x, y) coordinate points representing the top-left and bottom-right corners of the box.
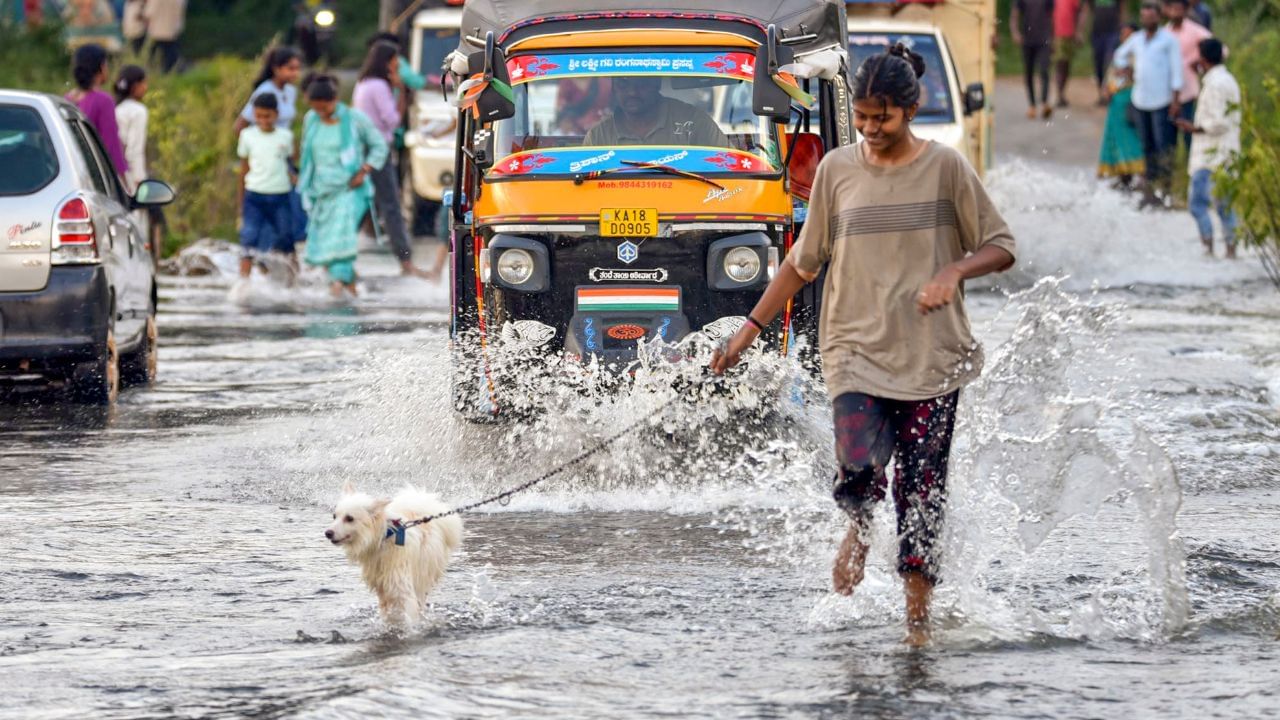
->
(325, 483), (463, 625)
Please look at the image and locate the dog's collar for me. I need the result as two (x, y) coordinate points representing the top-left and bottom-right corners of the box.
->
(385, 519), (406, 546)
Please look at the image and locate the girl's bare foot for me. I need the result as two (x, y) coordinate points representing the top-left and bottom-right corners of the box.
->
(832, 523), (869, 595)
(345, 282), (359, 297)
(330, 281), (345, 298)
(902, 571), (934, 646)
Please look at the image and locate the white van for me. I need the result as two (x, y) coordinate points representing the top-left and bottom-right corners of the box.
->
(847, 19), (988, 172)
(404, 5), (463, 222)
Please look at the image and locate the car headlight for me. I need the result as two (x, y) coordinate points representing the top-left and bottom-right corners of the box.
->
(723, 247), (761, 283)
(497, 248), (534, 285)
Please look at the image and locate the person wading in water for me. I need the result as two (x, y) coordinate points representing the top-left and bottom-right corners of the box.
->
(710, 43), (1017, 645)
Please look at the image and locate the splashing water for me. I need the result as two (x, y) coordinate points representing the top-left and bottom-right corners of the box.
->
(986, 160), (1268, 290)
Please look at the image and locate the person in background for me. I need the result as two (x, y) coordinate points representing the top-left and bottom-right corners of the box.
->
(1052, 0), (1088, 107)
(1176, 38), (1240, 258)
(364, 31), (451, 280)
(236, 47), (306, 255)
(711, 44), (1016, 646)
(143, 0), (186, 73)
(1097, 23), (1145, 187)
(23, 0), (43, 28)
(1011, 0), (1055, 120)
(1113, 2), (1183, 207)
(353, 41), (432, 279)
(64, 0), (123, 53)
(298, 75), (389, 297)
(1087, 0), (1125, 106)
(121, 0), (146, 55)
(114, 64), (148, 193)
(237, 93), (297, 279)
(1163, 0), (1212, 151)
(1188, 0), (1212, 30)
(367, 31), (426, 94)
(67, 44), (128, 176)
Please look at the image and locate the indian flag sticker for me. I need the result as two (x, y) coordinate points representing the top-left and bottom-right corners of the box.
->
(576, 286), (680, 313)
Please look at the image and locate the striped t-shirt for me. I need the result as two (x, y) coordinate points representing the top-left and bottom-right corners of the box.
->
(788, 141), (1016, 401)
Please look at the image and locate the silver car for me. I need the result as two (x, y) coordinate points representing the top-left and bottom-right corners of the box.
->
(0, 91), (175, 404)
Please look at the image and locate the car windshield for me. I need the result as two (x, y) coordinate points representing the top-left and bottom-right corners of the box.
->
(489, 51), (780, 179)
(0, 105), (58, 196)
(417, 27), (459, 85)
(848, 32), (955, 123)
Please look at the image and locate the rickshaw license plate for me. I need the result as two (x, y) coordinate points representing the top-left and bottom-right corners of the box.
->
(600, 208), (659, 237)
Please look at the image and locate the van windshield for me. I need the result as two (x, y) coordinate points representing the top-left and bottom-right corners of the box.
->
(489, 51), (780, 179)
(417, 27), (460, 85)
(0, 105), (58, 196)
(848, 32), (955, 123)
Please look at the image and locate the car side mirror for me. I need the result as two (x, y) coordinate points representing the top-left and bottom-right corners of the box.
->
(753, 25), (796, 122)
(785, 132), (824, 202)
(964, 82), (986, 116)
(132, 179), (176, 208)
(466, 33), (515, 122)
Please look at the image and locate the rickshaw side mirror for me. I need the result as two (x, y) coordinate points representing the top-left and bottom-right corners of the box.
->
(466, 42), (516, 122)
(785, 132), (824, 202)
(752, 31), (796, 122)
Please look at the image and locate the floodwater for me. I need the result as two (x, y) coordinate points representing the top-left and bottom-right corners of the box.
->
(2, 160), (1278, 720)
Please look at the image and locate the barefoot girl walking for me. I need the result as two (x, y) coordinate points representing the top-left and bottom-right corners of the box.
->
(710, 44), (1017, 643)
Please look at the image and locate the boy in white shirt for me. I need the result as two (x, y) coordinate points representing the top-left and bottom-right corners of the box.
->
(237, 93), (295, 277)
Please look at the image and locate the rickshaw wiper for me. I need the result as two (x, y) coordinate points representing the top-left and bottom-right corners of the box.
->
(573, 160), (725, 190)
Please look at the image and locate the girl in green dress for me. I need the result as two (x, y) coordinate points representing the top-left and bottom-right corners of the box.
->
(1098, 24), (1146, 186)
(298, 75), (389, 297)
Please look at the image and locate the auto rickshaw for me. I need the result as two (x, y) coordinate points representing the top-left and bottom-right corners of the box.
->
(444, 0), (853, 418)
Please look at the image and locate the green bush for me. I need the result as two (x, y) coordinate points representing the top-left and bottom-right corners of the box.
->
(1216, 13), (1280, 283)
(146, 56), (258, 251)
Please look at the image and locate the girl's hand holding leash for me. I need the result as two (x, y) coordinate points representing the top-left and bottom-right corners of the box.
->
(710, 322), (761, 375)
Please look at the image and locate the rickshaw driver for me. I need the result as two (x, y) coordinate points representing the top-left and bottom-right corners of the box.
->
(583, 76), (730, 147)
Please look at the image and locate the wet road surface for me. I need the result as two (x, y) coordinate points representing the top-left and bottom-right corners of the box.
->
(2, 161), (1279, 719)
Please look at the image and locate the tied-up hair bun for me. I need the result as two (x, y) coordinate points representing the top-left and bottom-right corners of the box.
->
(851, 41), (927, 109)
(887, 42), (927, 79)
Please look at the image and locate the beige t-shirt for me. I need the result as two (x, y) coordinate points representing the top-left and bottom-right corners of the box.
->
(788, 141), (1016, 401)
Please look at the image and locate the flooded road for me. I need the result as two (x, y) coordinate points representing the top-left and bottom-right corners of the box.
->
(2, 158), (1279, 719)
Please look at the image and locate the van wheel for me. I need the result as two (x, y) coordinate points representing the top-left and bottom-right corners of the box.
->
(71, 327), (120, 405)
(121, 315), (158, 387)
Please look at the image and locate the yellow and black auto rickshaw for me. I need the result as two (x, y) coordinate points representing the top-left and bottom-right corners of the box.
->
(444, 0), (853, 417)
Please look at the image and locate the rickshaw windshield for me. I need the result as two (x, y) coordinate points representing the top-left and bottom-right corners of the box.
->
(489, 50), (781, 179)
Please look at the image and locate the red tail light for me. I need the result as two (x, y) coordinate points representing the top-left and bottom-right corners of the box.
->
(52, 196), (99, 264)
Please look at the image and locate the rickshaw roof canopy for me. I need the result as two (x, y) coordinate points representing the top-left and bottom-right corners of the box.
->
(457, 0), (848, 55)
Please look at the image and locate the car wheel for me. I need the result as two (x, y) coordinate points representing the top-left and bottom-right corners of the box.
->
(121, 315), (158, 387)
(71, 326), (120, 405)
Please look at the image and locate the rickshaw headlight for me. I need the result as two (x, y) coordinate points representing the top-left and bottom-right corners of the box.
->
(723, 247), (761, 283)
(497, 248), (535, 285)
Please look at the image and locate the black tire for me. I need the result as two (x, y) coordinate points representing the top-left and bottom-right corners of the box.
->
(70, 326), (119, 405)
(121, 315), (158, 387)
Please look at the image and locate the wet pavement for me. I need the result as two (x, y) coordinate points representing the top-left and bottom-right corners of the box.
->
(2, 147), (1279, 717)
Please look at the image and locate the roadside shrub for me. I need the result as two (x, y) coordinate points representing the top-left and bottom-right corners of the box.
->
(146, 57), (257, 250)
(1217, 20), (1280, 285)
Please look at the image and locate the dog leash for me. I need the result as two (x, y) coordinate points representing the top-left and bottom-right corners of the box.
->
(384, 372), (717, 545)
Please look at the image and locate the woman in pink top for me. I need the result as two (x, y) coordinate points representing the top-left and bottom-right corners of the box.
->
(66, 44), (127, 176)
(1163, 0), (1212, 150)
(352, 41), (430, 278)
